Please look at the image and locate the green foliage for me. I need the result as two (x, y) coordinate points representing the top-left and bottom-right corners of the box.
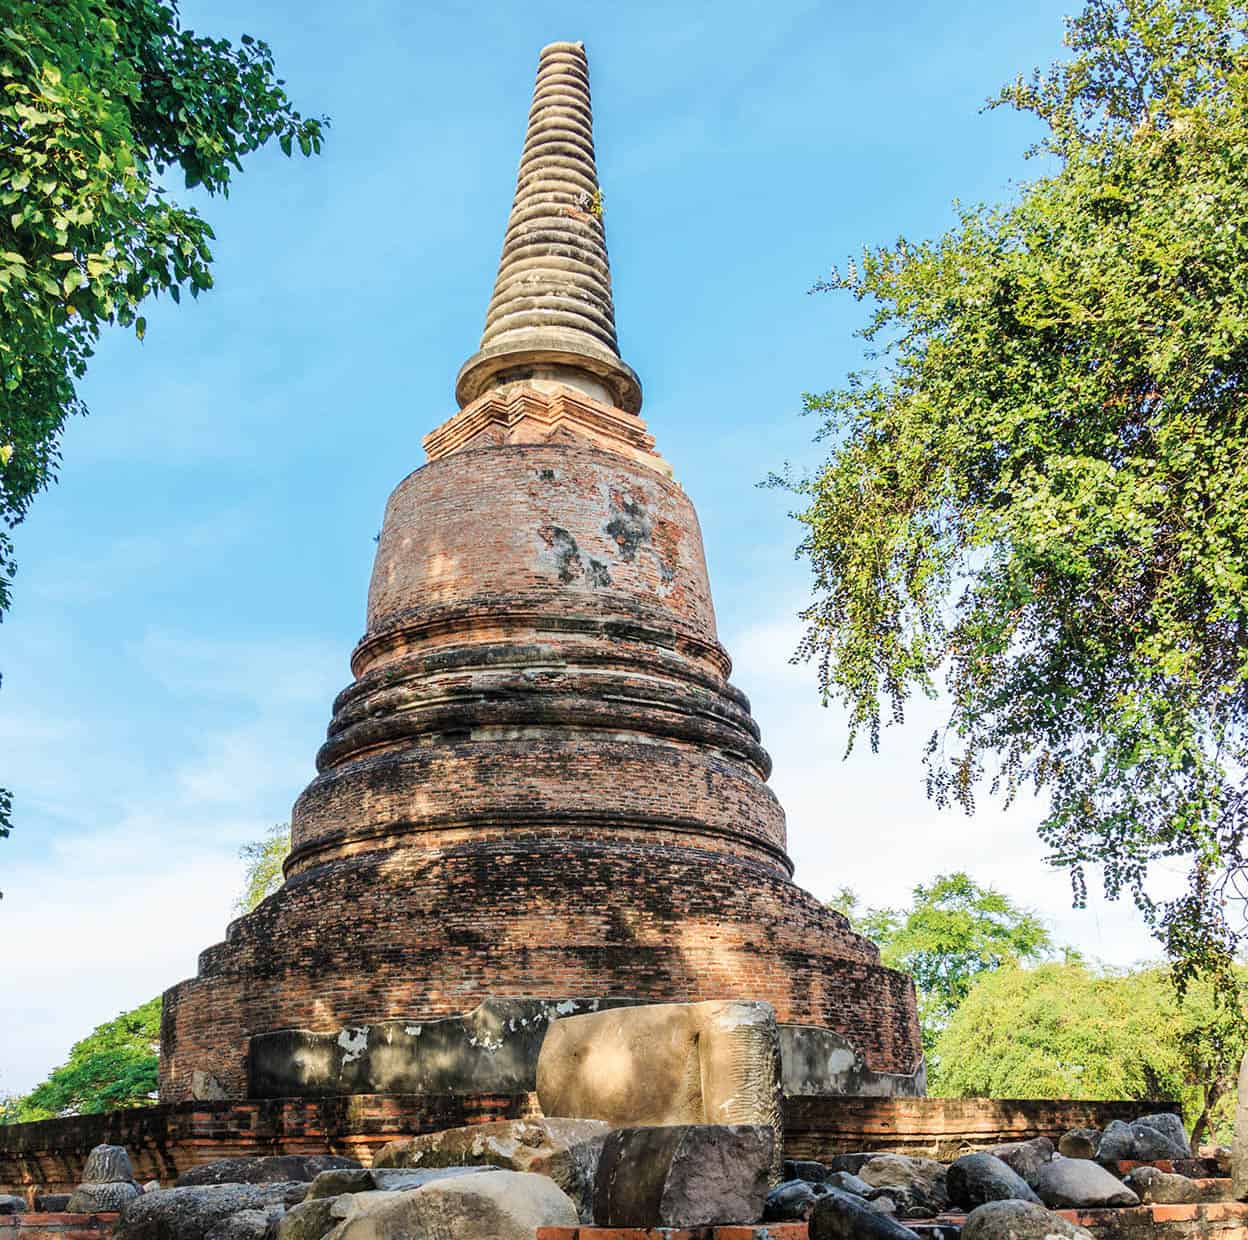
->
(935, 962), (1248, 1142)
(833, 873), (1054, 1062)
(782, 0), (1248, 996)
(5, 996), (161, 1122)
(236, 821), (290, 914)
(0, 0), (326, 843)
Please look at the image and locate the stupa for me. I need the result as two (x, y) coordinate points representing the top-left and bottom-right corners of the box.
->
(159, 41), (922, 1101)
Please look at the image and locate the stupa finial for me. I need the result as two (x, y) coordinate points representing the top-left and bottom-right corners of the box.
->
(455, 41), (643, 414)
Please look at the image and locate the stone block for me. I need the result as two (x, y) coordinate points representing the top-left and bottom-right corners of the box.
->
(321, 1168), (577, 1239)
(305, 1165), (494, 1200)
(946, 1151), (1040, 1209)
(178, 1155), (359, 1187)
(982, 1137), (1053, 1187)
(1123, 1165), (1200, 1203)
(373, 1117), (609, 1221)
(537, 999), (782, 1176)
(1035, 1158), (1140, 1208)
(808, 1187), (921, 1239)
(779, 1025), (926, 1097)
(248, 997), (636, 1097)
(1237, 1049), (1248, 1200)
(856, 1154), (949, 1216)
(81, 1144), (135, 1184)
(592, 1124), (772, 1228)
(1059, 1128), (1101, 1160)
(962, 1199), (1093, 1240)
(115, 1182), (309, 1240)
(66, 1181), (141, 1212)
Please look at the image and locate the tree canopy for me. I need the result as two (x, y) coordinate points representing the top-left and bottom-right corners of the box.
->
(0, 0), (325, 844)
(831, 872), (1055, 1063)
(784, 0), (1248, 994)
(936, 961), (1248, 1145)
(236, 821), (290, 914)
(3, 996), (160, 1122)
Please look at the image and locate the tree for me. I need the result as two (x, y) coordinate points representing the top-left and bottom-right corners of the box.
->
(832, 872), (1054, 1063)
(781, 0), (1248, 996)
(935, 961), (1248, 1144)
(4, 997), (160, 1121)
(236, 821), (290, 914)
(0, 0), (326, 844)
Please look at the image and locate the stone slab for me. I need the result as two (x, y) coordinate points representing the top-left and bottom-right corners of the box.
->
(248, 998), (638, 1098)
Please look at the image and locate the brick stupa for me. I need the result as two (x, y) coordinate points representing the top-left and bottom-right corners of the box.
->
(159, 42), (922, 1100)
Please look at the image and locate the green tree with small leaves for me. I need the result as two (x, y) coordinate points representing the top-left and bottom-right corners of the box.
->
(936, 961), (1248, 1144)
(832, 873), (1055, 1067)
(4, 997), (160, 1121)
(784, 0), (1248, 999)
(236, 821), (290, 914)
(0, 0), (326, 847)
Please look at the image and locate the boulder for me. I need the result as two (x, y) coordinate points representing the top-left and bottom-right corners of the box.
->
(276, 1197), (338, 1240)
(826, 1152), (876, 1175)
(857, 1154), (950, 1216)
(115, 1182), (308, 1240)
(785, 1159), (831, 1183)
(0, 1196), (23, 1216)
(1098, 1115), (1189, 1164)
(305, 1166), (494, 1200)
(66, 1180), (142, 1212)
(537, 999), (783, 1177)
(178, 1156), (359, 1188)
(1122, 1165), (1200, 1204)
(372, 1117), (609, 1221)
(1132, 1113), (1192, 1159)
(962, 1199), (1094, 1240)
(765, 1178), (833, 1221)
(34, 1194), (71, 1212)
(82, 1143), (136, 1184)
(827, 1170), (876, 1197)
(593, 1123), (772, 1227)
(321, 1169), (577, 1239)
(142, 1181), (161, 1194)
(1035, 1159), (1140, 1208)
(983, 1138), (1054, 1188)
(1059, 1129), (1101, 1160)
(946, 1152), (1041, 1209)
(809, 1187), (921, 1239)
(204, 1208), (285, 1240)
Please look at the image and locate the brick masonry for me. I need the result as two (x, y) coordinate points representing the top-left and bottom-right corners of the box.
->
(0, 1094), (1177, 1202)
(534, 1206), (1248, 1240)
(158, 396), (923, 1101)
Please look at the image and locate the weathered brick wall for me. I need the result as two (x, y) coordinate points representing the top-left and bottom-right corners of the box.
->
(0, 1094), (1180, 1202)
(0, 1094), (538, 1200)
(159, 428), (923, 1100)
(784, 1096), (1184, 1161)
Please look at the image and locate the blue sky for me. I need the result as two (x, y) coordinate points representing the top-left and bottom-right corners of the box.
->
(1, 0), (1178, 1094)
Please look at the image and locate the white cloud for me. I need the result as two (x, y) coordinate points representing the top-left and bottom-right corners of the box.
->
(0, 628), (339, 1095)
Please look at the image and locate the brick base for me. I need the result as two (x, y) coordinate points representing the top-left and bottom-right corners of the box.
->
(0, 1217), (118, 1239)
(538, 1204), (1248, 1240)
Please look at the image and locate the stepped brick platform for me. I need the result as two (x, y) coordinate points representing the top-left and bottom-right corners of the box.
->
(537, 1204), (1248, 1240)
(0, 1095), (1177, 1203)
(784, 1096), (1180, 1161)
(0, 1217), (118, 1239)
(158, 38), (922, 1104)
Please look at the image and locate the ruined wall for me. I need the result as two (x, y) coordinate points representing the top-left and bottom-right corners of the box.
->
(0, 1095), (1180, 1201)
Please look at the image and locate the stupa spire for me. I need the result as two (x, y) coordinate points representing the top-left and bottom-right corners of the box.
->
(455, 41), (643, 414)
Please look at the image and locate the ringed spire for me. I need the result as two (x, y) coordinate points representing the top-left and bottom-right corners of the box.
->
(455, 40), (643, 414)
